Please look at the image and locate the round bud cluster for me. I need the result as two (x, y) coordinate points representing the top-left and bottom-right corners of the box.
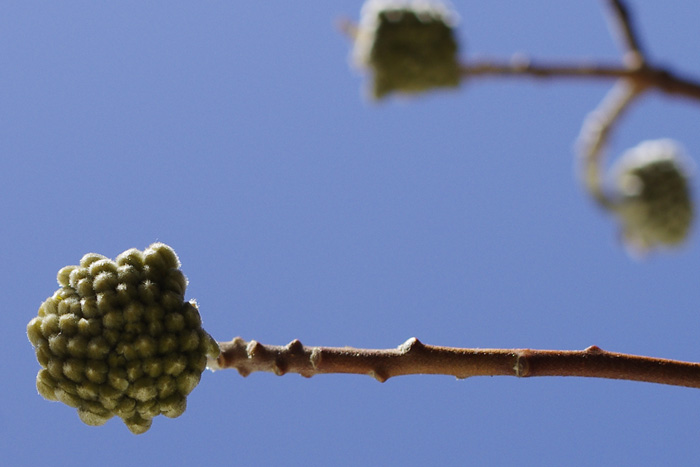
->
(612, 139), (694, 252)
(353, 0), (460, 99)
(27, 243), (220, 434)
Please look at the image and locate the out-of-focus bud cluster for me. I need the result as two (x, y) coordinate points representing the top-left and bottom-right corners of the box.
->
(27, 243), (220, 434)
(611, 139), (694, 253)
(353, 0), (460, 99)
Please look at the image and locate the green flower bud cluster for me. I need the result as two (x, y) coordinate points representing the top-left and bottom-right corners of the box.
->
(27, 243), (220, 434)
(613, 139), (694, 252)
(353, 0), (460, 99)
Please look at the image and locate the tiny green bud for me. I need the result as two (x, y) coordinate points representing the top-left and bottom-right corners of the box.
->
(142, 357), (163, 378)
(102, 310), (124, 330)
(163, 354), (187, 376)
(80, 253), (108, 269)
(179, 329), (200, 352)
(59, 313), (80, 335)
(113, 397), (137, 419)
(164, 313), (185, 333)
(135, 399), (160, 419)
(93, 271), (119, 294)
(76, 278), (94, 298)
(66, 335), (88, 358)
(160, 394), (187, 419)
(76, 381), (100, 401)
(128, 377), (157, 402)
(68, 267), (90, 290)
(48, 334), (69, 357)
(27, 318), (44, 347)
(78, 408), (112, 427)
(134, 335), (157, 359)
(108, 368), (129, 392)
(88, 259), (118, 277)
(125, 415), (152, 435)
(80, 297), (99, 318)
(40, 314), (60, 336)
(126, 360), (144, 382)
(176, 371), (201, 396)
(36, 370), (58, 401)
(138, 281), (159, 304)
(96, 291), (117, 315)
(156, 375), (177, 399)
(63, 358), (86, 383)
(55, 388), (82, 409)
(158, 334), (179, 354)
(57, 266), (76, 287)
(85, 360), (108, 384)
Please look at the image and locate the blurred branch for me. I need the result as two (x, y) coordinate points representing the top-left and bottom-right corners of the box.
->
(460, 59), (700, 103)
(211, 337), (700, 389)
(604, 0), (647, 67)
(577, 79), (643, 208)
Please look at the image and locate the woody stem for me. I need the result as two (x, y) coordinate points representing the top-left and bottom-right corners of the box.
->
(210, 337), (700, 389)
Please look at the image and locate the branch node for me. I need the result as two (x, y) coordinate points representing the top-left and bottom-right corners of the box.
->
(247, 340), (265, 359)
(369, 369), (388, 383)
(273, 358), (287, 376)
(286, 339), (304, 354)
(514, 351), (530, 377)
(398, 337), (424, 354)
(309, 347), (322, 370)
(585, 345), (604, 353)
(231, 336), (246, 346)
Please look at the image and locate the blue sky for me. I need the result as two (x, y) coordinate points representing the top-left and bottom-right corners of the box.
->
(4, 1), (700, 465)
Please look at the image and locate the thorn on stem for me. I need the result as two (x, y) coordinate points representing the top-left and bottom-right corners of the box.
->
(273, 358), (287, 376)
(247, 340), (264, 358)
(286, 339), (304, 354)
(398, 337), (424, 354)
(369, 369), (388, 383)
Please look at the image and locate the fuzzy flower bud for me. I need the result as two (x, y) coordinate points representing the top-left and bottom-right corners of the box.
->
(612, 139), (694, 252)
(27, 243), (220, 434)
(353, 0), (460, 99)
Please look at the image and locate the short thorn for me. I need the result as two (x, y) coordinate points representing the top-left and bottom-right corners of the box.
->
(398, 337), (423, 353)
(286, 339), (304, 354)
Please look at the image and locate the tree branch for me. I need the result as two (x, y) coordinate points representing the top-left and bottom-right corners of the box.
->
(210, 337), (700, 389)
(460, 59), (700, 103)
(604, 0), (647, 67)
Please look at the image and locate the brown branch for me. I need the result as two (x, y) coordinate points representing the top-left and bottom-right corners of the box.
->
(604, 0), (647, 67)
(210, 337), (700, 389)
(460, 59), (700, 103)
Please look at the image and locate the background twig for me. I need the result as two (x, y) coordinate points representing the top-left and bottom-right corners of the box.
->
(577, 79), (643, 208)
(460, 59), (700, 103)
(605, 0), (647, 67)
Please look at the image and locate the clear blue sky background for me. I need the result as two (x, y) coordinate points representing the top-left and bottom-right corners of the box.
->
(3, 1), (700, 465)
